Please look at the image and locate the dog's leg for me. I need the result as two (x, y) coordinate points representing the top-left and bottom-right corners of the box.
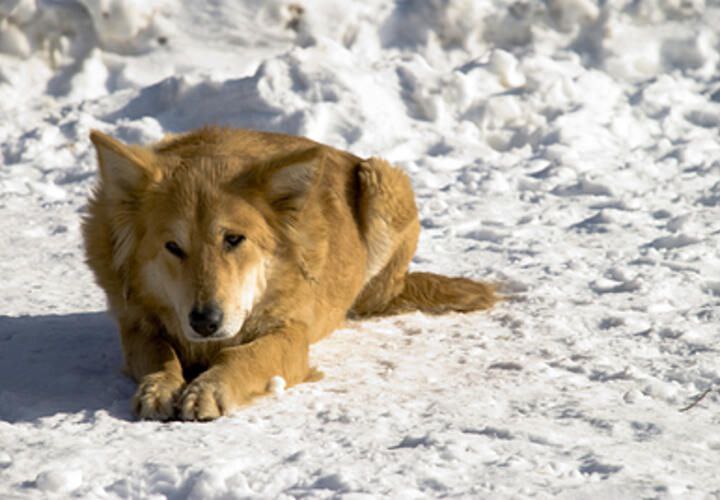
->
(178, 324), (310, 421)
(356, 157), (419, 282)
(352, 157), (498, 317)
(120, 319), (185, 420)
(351, 157), (420, 316)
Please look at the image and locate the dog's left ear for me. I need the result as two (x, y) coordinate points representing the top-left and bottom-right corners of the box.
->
(89, 130), (159, 201)
(255, 147), (325, 212)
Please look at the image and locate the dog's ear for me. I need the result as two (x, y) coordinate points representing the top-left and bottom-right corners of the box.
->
(89, 130), (159, 200)
(256, 147), (324, 212)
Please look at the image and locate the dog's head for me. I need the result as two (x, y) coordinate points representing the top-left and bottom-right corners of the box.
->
(89, 130), (320, 342)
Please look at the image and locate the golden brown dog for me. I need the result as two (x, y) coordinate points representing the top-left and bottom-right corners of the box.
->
(82, 127), (497, 421)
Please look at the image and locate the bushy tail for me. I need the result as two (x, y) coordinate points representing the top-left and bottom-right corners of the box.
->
(383, 272), (499, 315)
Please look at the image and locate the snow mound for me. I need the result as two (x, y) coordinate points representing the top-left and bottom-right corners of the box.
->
(35, 469), (83, 493)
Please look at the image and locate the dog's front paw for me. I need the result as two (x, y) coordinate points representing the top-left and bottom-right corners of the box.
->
(133, 372), (185, 421)
(178, 372), (234, 421)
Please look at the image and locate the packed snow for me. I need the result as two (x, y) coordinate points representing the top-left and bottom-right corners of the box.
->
(1, 0), (720, 497)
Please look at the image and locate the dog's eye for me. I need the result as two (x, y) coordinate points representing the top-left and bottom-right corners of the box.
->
(165, 241), (186, 259)
(224, 233), (245, 251)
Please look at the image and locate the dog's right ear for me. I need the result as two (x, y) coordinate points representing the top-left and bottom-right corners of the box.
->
(89, 130), (158, 200)
(241, 147), (324, 213)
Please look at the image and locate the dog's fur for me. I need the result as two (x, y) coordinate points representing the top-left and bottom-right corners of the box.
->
(83, 126), (497, 421)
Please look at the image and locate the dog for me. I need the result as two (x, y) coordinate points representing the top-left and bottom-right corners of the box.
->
(82, 126), (497, 421)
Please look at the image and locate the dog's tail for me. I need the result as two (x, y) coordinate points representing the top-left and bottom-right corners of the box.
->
(383, 272), (499, 315)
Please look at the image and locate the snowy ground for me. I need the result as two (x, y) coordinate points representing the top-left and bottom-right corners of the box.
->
(1, 0), (720, 497)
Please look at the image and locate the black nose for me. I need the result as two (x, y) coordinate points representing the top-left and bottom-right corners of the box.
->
(189, 303), (224, 337)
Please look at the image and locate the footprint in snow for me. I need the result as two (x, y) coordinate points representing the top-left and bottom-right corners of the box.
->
(462, 229), (506, 243)
(647, 234), (701, 249)
(570, 211), (612, 233)
(488, 361), (523, 371)
(647, 234), (702, 250)
(461, 426), (514, 440)
(702, 281), (720, 297)
(599, 316), (625, 330)
(578, 455), (622, 478)
(552, 179), (613, 197)
(389, 434), (437, 449)
(631, 421), (662, 442)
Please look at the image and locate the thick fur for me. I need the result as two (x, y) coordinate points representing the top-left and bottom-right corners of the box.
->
(82, 126), (498, 421)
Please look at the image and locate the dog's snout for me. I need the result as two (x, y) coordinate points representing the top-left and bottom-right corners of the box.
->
(189, 303), (224, 337)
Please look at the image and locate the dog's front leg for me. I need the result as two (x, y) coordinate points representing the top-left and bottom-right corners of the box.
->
(178, 324), (310, 421)
(120, 320), (185, 421)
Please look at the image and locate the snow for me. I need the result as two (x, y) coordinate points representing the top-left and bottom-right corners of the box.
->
(35, 468), (84, 493)
(1, 0), (720, 497)
(268, 376), (287, 396)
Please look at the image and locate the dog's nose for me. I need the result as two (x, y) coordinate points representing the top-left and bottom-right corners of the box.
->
(189, 303), (224, 337)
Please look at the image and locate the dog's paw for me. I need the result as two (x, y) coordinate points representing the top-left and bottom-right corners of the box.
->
(178, 373), (234, 421)
(133, 372), (185, 421)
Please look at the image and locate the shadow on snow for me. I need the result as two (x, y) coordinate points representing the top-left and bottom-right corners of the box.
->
(0, 312), (134, 423)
